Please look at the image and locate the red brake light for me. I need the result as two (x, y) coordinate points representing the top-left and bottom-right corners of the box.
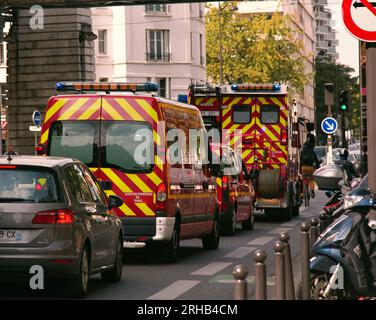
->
(32, 210), (74, 225)
(36, 144), (46, 155)
(222, 176), (229, 190)
(156, 183), (167, 211)
(281, 129), (287, 145)
(0, 165), (16, 169)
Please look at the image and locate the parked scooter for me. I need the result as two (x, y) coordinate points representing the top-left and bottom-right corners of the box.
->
(307, 186), (376, 299)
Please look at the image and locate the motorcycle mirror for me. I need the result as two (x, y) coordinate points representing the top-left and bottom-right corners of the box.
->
(325, 191), (333, 198)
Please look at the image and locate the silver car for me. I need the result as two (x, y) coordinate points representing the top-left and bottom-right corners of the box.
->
(0, 156), (124, 298)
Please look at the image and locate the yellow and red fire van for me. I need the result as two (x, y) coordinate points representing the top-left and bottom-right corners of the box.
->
(189, 82), (308, 220)
(38, 82), (219, 261)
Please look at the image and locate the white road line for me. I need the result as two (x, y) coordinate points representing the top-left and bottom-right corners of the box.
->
(224, 246), (257, 258)
(269, 227), (292, 234)
(280, 221), (300, 227)
(247, 236), (275, 246)
(191, 262), (233, 276)
(147, 280), (201, 300)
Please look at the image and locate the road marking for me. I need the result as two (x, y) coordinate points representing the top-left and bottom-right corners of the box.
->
(147, 280), (201, 300)
(280, 221), (300, 227)
(191, 262), (232, 276)
(209, 274), (275, 286)
(247, 236), (275, 246)
(224, 247), (257, 258)
(269, 227), (292, 234)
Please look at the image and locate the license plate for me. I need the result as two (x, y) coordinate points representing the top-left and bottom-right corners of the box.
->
(0, 230), (22, 241)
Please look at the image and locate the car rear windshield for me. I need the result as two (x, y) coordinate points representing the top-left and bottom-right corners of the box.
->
(0, 166), (61, 203)
(48, 120), (153, 173)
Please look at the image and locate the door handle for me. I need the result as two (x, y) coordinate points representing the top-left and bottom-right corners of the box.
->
(180, 183), (195, 189)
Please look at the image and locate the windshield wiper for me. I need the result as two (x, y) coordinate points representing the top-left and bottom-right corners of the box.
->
(0, 198), (36, 202)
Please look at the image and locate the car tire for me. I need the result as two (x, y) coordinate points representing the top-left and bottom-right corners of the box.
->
(70, 246), (90, 299)
(222, 209), (236, 236)
(101, 237), (123, 283)
(242, 209), (254, 230)
(202, 217), (220, 250)
(162, 222), (180, 263)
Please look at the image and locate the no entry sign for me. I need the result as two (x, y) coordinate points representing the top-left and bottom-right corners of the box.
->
(342, 0), (376, 42)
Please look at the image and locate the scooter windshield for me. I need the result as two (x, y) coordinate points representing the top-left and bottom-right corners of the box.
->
(318, 214), (353, 243)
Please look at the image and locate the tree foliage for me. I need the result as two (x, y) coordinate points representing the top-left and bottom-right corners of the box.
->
(205, 1), (309, 94)
(314, 55), (360, 145)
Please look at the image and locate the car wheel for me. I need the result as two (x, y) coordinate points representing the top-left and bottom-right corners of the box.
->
(162, 222), (180, 263)
(101, 237), (123, 283)
(242, 209), (254, 230)
(222, 209), (236, 236)
(70, 246), (90, 299)
(202, 217), (220, 250)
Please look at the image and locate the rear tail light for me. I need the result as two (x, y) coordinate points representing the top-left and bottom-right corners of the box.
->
(36, 143), (46, 155)
(222, 176), (229, 190)
(156, 183), (167, 211)
(281, 129), (287, 145)
(32, 210), (74, 225)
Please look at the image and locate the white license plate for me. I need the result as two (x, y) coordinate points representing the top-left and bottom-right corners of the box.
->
(0, 230), (22, 242)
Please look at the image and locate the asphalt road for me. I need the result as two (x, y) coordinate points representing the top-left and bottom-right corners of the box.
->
(0, 191), (327, 300)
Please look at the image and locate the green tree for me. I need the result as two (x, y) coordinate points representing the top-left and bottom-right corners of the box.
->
(206, 2), (309, 95)
(314, 55), (360, 146)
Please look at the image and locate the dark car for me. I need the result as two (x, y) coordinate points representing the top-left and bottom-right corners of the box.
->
(0, 156), (124, 298)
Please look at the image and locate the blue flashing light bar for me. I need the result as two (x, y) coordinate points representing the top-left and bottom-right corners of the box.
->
(177, 94), (188, 103)
(231, 83), (281, 92)
(55, 82), (159, 92)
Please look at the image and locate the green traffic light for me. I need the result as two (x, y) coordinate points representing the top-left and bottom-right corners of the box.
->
(340, 104), (347, 111)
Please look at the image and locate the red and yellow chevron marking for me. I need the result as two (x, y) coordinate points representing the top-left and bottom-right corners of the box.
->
(194, 97), (219, 111)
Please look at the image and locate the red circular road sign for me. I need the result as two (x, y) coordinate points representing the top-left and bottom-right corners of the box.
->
(342, 0), (376, 42)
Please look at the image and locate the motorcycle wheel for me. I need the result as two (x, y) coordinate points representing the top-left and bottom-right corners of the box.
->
(296, 273), (344, 300)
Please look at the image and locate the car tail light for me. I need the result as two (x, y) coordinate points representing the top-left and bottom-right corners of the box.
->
(36, 143), (46, 155)
(0, 165), (16, 169)
(32, 210), (74, 225)
(281, 129), (287, 145)
(156, 183), (167, 211)
(222, 176), (229, 190)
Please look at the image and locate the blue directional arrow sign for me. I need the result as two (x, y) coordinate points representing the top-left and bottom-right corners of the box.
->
(321, 117), (338, 134)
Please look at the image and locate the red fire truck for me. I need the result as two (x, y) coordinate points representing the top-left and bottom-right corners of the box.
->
(188, 82), (308, 220)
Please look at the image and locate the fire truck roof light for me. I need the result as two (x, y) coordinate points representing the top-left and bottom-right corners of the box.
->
(231, 83), (281, 92)
(55, 82), (159, 92)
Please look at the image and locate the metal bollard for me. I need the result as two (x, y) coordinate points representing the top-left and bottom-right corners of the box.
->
(279, 232), (295, 300)
(273, 240), (286, 300)
(254, 249), (267, 300)
(233, 264), (248, 300)
(309, 216), (320, 247)
(319, 212), (327, 233)
(300, 221), (311, 300)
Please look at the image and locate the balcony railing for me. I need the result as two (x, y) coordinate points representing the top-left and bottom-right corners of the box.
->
(315, 11), (331, 20)
(316, 41), (328, 49)
(146, 52), (171, 62)
(316, 26), (329, 34)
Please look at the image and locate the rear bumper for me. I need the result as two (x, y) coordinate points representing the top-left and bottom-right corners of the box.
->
(0, 242), (80, 279)
(121, 214), (175, 247)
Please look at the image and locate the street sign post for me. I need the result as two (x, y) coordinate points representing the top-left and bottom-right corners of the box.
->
(31, 110), (42, 155)
(342, 0), (376, 42)
(321, 117), (338, 135)
(321, 117), (338, 164)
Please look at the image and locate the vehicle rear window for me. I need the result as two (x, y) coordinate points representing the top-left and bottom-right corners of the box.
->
(49, 121), (99, 167)
(232, 105), (251, 124)
(0, 167), (61, 203)
(261, 105), (279, 124)
(103, 121), (153, 173)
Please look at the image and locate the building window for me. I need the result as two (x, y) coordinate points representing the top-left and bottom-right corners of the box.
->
(145, 4), (169, 13)
(98, 30), (107, 55)
(157, 78), (167, 98)
(99, 77), (108, 82)
(146, 30), (170, 62)
(199, 34), (204, 65)
(0, 43), (4, 65)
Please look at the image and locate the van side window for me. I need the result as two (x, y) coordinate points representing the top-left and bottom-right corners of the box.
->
(261, 105), (279, 124)
(232, 105), (251, 124)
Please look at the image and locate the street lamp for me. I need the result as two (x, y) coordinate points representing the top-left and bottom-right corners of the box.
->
(218, 2), (238, 86)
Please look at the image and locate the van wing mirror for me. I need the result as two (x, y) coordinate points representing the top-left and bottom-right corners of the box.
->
(108, 195), (123, 210)
(99, 180), (112, 190)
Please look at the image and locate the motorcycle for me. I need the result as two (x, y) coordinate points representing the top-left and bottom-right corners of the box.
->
(306, 186), (376, 299)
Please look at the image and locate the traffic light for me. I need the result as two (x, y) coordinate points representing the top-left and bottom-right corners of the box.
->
(338, 90), (348, 111)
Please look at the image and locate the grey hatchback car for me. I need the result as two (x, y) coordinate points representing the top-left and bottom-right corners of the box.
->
(0, 156), (124, 298)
